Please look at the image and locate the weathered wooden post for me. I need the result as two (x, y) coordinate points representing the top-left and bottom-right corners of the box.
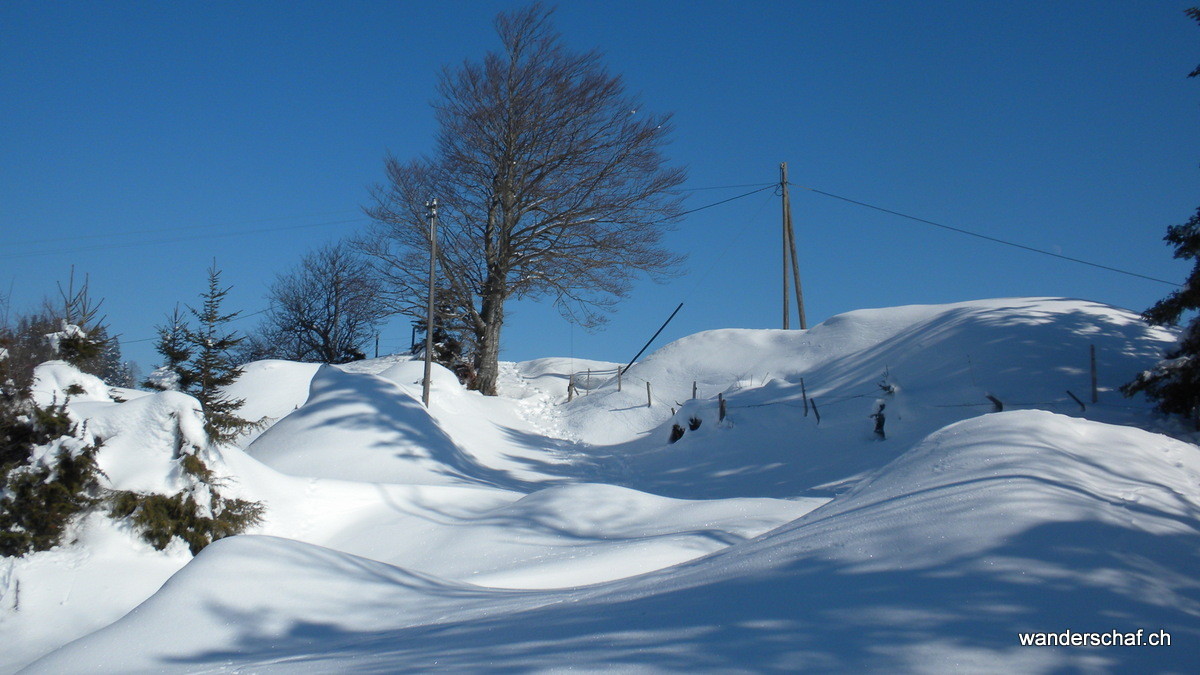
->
(692, 381), (698, 399)
(870, 402), (886, 440)
(647, 381), (652, 408)
(801, 377), (809, 417)
(718, 392), (727, 422)
(1090, 345), (1098, 404)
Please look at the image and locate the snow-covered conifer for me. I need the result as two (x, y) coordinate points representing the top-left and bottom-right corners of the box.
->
(1123, 206), (1200, 428)
(180, 263), (256, 444)
(1122, 10), (1200, 428)
(144, 305), (192, 391)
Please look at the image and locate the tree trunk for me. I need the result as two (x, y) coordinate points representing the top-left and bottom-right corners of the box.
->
(473, 289), (506, 396)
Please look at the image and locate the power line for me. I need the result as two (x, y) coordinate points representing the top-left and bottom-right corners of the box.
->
(673, 184), (777, 219)
(0, 210), (364, 249)
(5, 184), (774, 262)
(67, 185), (781, 349)
(796, 184), (1180, 287)
(676, 182), (777, 192)
(121, 306), (274, 345)
(0, 217), (370, 262)
(3, 186), (776, 262)
(681, 188), (777, 303)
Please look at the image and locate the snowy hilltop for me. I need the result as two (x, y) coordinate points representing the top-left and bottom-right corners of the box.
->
(3, 297), (1198, 673)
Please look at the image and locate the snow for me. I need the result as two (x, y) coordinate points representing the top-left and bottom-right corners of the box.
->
(4, 297), (1199, 673)
(221, 359), (322, 445)
(30, 361), (111, 406)
(42, 322), (85, 358)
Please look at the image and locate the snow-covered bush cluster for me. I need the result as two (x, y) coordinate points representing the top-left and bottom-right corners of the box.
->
(1, 315), (264, 560)
(0, 391), (103, 557)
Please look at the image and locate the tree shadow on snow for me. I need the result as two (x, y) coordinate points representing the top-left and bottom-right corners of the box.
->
(160, 518), (1200, 673)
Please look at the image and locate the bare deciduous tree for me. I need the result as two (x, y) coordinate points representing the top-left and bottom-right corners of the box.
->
(359, 3), (686, 395)
(257, 242), (386, 364)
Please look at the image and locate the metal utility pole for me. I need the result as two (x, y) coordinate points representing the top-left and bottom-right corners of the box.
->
(781, 162), (807, 329)
(422, 198), (438, 407)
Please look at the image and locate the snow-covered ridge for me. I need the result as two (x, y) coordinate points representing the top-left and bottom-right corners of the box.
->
(6, 297), (1199, 673)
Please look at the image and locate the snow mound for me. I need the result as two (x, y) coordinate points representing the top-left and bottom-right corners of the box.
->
(30, 361), (111, 405)
(80, 390), (210, 494)
(567, 298), (1176, 446)
(21, 535), (531, 674)
(9, 297), (1198, 673)
(512, 357), (622, 397)
(245, 365), (490, 487)
(27, 412), (1200, 673)
(221, 359), (321, 443)
(587, 411), (1200, 672)
(376, 358), (463, 393)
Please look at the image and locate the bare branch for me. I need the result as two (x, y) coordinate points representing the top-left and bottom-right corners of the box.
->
(359, 3), (686, 394)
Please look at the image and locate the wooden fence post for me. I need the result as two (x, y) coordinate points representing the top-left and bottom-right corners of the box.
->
(870, 402), (886, 440)
(718, 392), (726, 421)
(617, 367), (622, 392)
(801, 377), (809, 417)
(692, 380), (698, 399)
(647, 381), (652, 408)
(1090, 345), (1098, 404)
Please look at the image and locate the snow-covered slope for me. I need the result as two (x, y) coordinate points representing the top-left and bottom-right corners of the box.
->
(28, 411), (1200, 673)
(5, 297), (1199, 673)
(567, 297), (1179, 499)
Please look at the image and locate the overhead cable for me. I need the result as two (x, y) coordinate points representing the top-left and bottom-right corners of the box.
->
(796, 184), (1179, 287)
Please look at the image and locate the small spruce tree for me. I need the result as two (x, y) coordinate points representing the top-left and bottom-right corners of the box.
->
(180, 263), (255, 444)
(144, 305), (193, 391)
(48, 267), (110, 370)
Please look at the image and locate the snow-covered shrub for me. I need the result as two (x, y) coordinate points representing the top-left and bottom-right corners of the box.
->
(108, 484), (264, 556)
(2, 350), (265, 559)
(105, 402), (265, 556)
(0, 396), (104, 557)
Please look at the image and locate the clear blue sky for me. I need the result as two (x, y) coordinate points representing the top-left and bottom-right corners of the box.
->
(3, 1), (1197, 374)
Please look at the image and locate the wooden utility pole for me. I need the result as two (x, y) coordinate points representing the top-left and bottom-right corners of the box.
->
(781, 163), (807, 329)
(422, 198), (438, 408)
(782, 165), (790, 330)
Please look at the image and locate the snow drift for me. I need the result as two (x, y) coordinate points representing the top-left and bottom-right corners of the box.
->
(6, 297), (1199, 673)
(27, 411), (1200, 673)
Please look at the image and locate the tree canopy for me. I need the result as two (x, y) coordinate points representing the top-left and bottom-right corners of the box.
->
(360, 3), (686, 395)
